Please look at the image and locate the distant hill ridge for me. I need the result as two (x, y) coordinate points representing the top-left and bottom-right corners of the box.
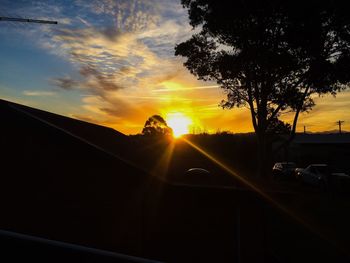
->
(304, 130), (350, 134)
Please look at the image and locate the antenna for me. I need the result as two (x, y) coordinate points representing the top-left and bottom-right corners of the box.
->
(336, 120), (345, 134)
(0, 17), (57, 25)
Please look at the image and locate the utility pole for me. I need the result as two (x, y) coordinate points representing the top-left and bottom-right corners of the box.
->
(336, 120), (344, 134)
(0, 17), (57, 25)
(303, 125), (306, 134)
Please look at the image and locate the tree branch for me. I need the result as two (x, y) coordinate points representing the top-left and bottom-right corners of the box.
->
(272, 85), (310, 154)
(247, 82), (258, 132)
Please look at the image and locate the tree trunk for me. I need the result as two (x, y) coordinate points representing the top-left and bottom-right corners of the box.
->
(256, 131), (268, 178)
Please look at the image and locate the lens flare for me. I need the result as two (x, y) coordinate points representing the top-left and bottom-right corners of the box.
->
(180, 137), (338, 250)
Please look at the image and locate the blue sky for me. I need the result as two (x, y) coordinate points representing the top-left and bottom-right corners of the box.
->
(1, 0), (349, 134)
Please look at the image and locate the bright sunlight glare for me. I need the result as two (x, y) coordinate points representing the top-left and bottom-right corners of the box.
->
(166, 113), (192, 138)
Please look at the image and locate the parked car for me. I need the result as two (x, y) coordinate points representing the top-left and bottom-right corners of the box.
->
(184, 168), (212, 184)
(294, 167), (304, 180)
(298, 164), (330, 188)
(330, 172), (350, 193)
(185, 168), (211, 176)
(272, 162), (296, 180)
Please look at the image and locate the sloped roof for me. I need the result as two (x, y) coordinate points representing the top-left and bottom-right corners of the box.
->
(0, 99), (129, 156)
(0, 98), (155, 256)
(0, 98), (150, 198)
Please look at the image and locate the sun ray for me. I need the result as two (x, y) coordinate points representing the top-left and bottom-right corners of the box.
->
(151, 139), (175, 180)
(180, 137), (338, 248)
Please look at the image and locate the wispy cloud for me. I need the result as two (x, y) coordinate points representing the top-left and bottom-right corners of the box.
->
(152, 85), (219, 93)
(50, 77), (79, 90)
(23, 90), (56, 96)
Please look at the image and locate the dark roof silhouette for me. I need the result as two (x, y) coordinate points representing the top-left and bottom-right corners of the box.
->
(0, 98), (152, 256)
(0, 98), (129, 157)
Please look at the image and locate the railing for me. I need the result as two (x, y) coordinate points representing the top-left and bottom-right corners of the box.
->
(0, 229), (162, 263)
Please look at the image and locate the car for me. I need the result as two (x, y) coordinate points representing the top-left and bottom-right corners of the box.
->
(185, 168), (211, 176)
(330, 172), (350, 193)
(272, 162), (296, 180)
(298, 164), (330, 188)
(294, 168), (304, 180)
(184, 168), (213, 184)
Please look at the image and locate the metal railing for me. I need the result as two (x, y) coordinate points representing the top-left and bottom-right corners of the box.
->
(0, 229), (162, 262)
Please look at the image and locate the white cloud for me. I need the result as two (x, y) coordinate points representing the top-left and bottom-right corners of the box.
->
(23, 90), (57, 96)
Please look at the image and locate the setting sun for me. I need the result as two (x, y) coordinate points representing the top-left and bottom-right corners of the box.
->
(166, 113), (192, 138)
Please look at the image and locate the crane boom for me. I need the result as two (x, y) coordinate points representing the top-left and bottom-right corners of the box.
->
(0, 16), (57, 24)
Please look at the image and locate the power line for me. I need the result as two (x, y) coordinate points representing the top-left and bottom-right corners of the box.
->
(0, 16), (57, 25)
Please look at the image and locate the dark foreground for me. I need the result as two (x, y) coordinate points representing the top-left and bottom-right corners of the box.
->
(0, 99), (349, 262)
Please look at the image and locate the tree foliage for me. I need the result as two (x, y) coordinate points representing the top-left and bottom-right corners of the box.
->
(266, 118), (291, 135)
(142, 115), (173, 136)
(175, 0), (350, 175)
(175, 0), (350, 134)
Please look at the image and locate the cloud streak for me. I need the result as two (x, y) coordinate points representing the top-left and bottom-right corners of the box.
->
(23, 90), (57, 96)
(50, 77), (79, 90)
(152, 85), (219, 93)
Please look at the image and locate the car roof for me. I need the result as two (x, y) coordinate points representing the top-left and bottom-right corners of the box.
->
(186, 168), (211, 174)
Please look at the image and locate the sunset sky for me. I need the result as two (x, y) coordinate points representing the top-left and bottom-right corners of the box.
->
(1, 0), (349, 134)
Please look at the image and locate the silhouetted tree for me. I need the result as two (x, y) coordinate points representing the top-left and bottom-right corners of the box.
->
(142, 115), (173, 136)
(267, 118), (291, 135)
(175, 0), (350, 176)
